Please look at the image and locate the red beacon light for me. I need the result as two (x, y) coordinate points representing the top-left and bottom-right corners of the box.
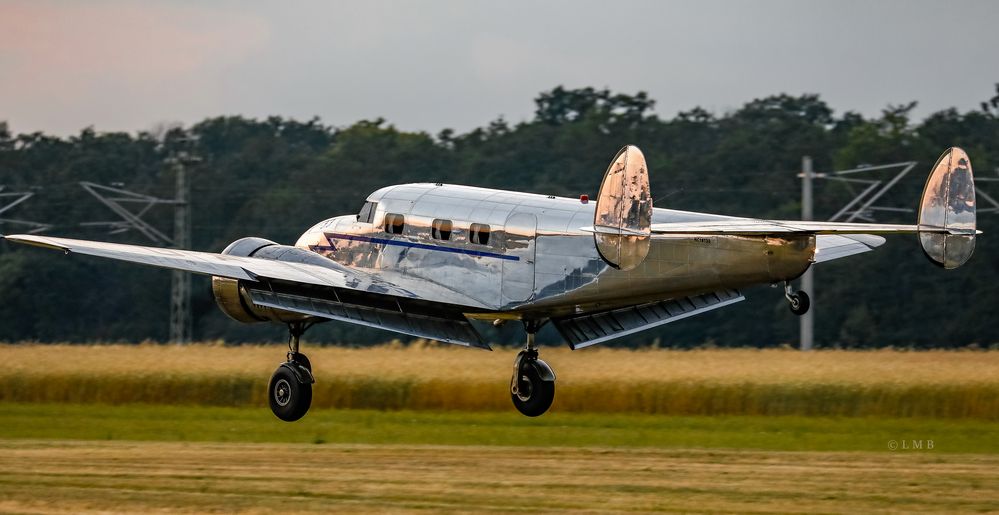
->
(580, 194), (589, 204)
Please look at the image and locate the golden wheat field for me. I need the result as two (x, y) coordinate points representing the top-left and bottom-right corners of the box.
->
(2, 343), (998, 418)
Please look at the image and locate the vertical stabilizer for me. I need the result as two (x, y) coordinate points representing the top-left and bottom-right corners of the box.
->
(918, 147), (976, 269)
(593, 145), (652, 271)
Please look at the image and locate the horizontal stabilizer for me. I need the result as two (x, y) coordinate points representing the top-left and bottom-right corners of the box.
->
(644, 220), (975, 236)
(814, 234), (886, 263)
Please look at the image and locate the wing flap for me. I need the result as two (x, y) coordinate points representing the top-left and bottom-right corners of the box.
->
(247, 288), (488, 349)
(553, 289), (744, 349)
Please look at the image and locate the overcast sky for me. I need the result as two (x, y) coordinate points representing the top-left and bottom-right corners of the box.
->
(1, 0), (997, 136)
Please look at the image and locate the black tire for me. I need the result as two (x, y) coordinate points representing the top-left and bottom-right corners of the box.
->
(789, 290), (810, 316)
(268, 365), (312, 422)
(511, 361), (555, 417)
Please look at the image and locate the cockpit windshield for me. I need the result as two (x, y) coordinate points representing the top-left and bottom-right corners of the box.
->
(357, 201), (377, 224)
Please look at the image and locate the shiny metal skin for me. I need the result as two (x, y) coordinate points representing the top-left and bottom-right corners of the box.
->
(593, 145), (652, 271)
(211, 236), (309, 324)
(211, 276), (310, 324)
(211, 276), (264, 323)
(295, 182), (814, 320)
(918, 147), (976, 269)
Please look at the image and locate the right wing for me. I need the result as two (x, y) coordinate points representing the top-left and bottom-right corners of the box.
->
(3, 234), (490, 348)
(5, 234), (345, 286)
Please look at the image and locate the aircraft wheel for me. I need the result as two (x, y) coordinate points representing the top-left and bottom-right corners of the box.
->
(289, 351), (312, 372)
(268, 365), (312, 422)
(789, 290), (810, 316)
(511, 360), (555, 417)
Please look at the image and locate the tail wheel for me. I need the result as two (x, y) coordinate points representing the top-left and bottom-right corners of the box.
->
(268, 365), (312, 422)
(511, 361), (555, 417)
(789, 290), (810, 316)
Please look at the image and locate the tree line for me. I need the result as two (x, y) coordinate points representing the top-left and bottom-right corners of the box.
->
(2, 85), (998, 348)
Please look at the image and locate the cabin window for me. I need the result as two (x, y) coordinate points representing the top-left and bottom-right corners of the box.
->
(431, 219), (453, 241)
(384, 213), (405, 235)
(469, 223), (490, 245)
(357, 201), (377, 224)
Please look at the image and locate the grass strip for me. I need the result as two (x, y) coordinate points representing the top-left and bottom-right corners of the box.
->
(3, 373), (997, 419)
(1, 403), (996, 453)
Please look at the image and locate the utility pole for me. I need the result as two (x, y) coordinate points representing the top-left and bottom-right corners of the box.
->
(80, 149), (196, 344)
(797, 159), (919, 351)
(800, 156), (814, 351)
(167, 153), (193, 344)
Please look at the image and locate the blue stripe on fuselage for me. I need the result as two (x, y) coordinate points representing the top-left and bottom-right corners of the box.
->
(324, 232), (519, 261)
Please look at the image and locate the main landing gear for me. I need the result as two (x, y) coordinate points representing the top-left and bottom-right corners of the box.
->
(510, 321), (556, 417)
(784, 282), (810, 316)
(269, 321), (316, 422)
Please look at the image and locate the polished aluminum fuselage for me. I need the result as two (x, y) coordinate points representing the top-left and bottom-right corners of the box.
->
(295, 183), (813, 319)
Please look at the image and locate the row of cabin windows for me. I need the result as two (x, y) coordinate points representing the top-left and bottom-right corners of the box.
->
(380, 212), (490, 245)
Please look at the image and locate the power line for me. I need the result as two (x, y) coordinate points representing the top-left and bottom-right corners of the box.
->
(798, 160), (917, 351)
(0, 186), (51, 234)
(798, 159), (998, 350)
(79, 182), (178, 244)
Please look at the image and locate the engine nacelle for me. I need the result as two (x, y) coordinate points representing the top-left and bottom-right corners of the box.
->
(210, 237), (310, 324)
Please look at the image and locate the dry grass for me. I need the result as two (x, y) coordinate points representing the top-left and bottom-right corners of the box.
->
(2, 343), (998, 418)
(0, 439), (996, 514)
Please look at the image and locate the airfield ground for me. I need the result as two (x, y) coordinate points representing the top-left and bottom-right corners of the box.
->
(0, 345), (996, 513)
(1, 438), (997, 514)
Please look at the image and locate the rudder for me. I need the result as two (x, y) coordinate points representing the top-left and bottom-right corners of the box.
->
(918, 147), (976, 269)
(593, 145), (652, 271)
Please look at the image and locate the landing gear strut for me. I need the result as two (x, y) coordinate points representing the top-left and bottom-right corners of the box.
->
(510, 321), (556, 417)
(784, 282), (810, 316)
(268, 321), (315, 422)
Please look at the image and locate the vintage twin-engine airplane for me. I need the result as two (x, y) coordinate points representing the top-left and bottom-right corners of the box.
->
(3, 146), (979, 421)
